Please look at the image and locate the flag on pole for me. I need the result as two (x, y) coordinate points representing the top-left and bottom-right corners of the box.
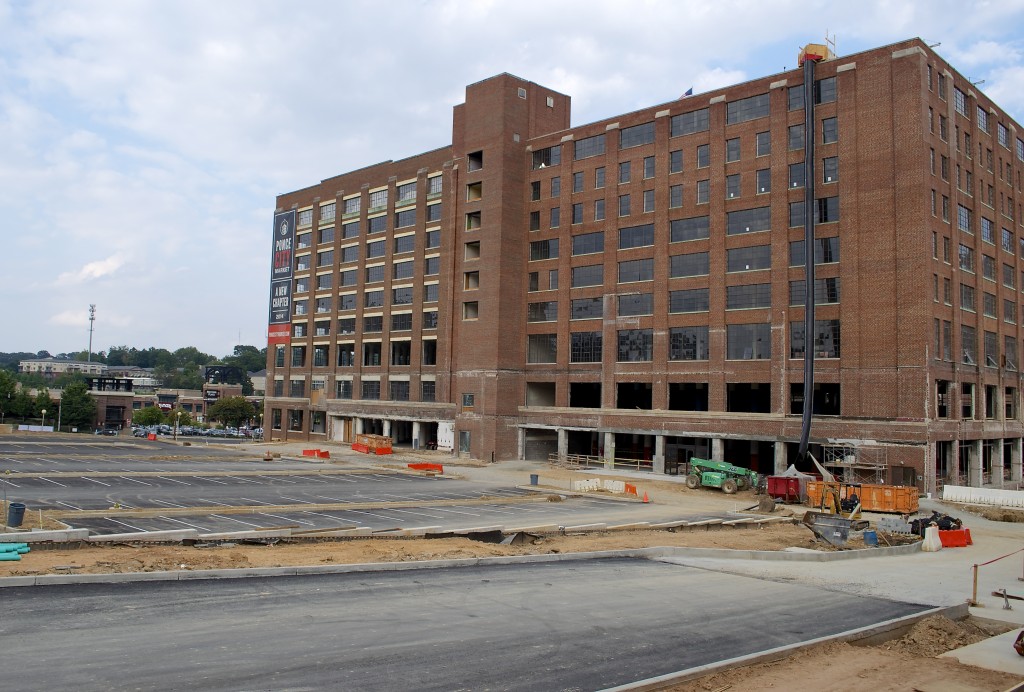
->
(682, 87), (693, 97)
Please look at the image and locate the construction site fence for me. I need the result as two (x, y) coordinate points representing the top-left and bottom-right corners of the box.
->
(548, 453), (654, 473)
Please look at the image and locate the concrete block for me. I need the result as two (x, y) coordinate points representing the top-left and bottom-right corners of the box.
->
(88, 529), (198, 543)
(0, 529), (89, 543)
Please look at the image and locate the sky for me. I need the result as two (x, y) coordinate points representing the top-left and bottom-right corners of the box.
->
(3, 0), (1024, 359)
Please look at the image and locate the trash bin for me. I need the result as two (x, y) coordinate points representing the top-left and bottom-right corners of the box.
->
(530, 474), (539, 486)
(863, 529), (878, 547)
(7, 502), (26, 528)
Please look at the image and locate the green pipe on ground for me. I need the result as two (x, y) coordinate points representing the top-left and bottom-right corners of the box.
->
(0, 543), (29, 552)
(0, 552), (21, 561)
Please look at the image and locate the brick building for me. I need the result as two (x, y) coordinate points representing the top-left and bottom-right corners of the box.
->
(265, 38), (1024, 494)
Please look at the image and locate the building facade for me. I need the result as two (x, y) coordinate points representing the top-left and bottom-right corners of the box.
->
(265, 38), (1024, 494)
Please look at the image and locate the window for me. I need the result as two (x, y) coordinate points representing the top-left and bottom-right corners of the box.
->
(573, 231), (604, 255)
(670, 216), (709, 242)
(788, 124), (804, 150)
(725, 174), (740, 199)
(275, 345), (285, 367)
(528, 301), (558, 322)
(669, 288), (709, 313)
(1006, 337), (1018, 370)
(422, 339), (437, 365)
(1005, 299), (1017, 324)
(977, 106), (989, 133)
(727, 323), (770, 359)
(669, 326), (709, 360)
(696, 144), (710, 168)
(670, 251), (709, 277)
(618, 194), (631, 216)
(953, 87), (967, 117)
(423, 311), (438, 329)
(620, 122), (655, 149)
(696, 180), (709, 204)
(984, 292), (997, 318)
(571, 203), (583, 224)
(789, 237), (839, 265)
(423, 256), (440, 275)
(726, 283), (771, 309)
(313, 345), (329, 367)
(319, 227), (334, 244)
(421, 381), (436, 402)
(550, 176), (560, 197)
(570, 332), (603, 363)
(756, 169), (770, 194)
(670, 109), (709, 136)
(391, 313), (412, 331)
(396, 181), (417, 204)
(619, 223), (654, 249)
(316, 273), (332, 291)
(756, 131), (770, 157)
(392, 287), (413, 305)
(527, 334), (557, 363)
(391, 341), (411, 366)
(395, 208), (416, 228)
(1003, 228), (1015, 253)
(289, 379), (306, 398)
(298, 209), (313, 226)
(822, 117), (838, 144)
(363, 315), (383, 333)
(550, 207), (561, 228)
(464, 271), (479, 290)
(571, 297), (603, 319)
(618, 161), (631, 184)
(726, 93), (769, 123)
(530, 181), (541, 201)
(595, 167), (605, 188)
(423, 283), (439, 303)
(726, 138), (741, 162)
(427, 175), (442, 195)
(466, 211), (481, 230)
(342, 221), (360, 239)
(594, 199), (605, 221)
(574, 134), (606, 160)
(292, 323), (306, 338)
(1004, 263), (1016, 288)
(790, 320), (841, 359)
(727, 245), (771, 272)
(293, 299), (308, 316)
(366, 240), (386, 258)
(368, 189), (388, 210)
(532, 145), (561, 169)
(463, 301), (478, 320)
(390, 381), (410, 401)
(361, 380), (380, 399)
(317, 250), (333, 267)
(618, 293), (653, 316)
(643, 155), (656, 179)
(343, 196), (361, 215)
(530, 238), (559, 260)
(617, 329), (653, 362)
(291, 346), (306, 367)
(958, 204), (972, 233)
(727, 206), (771, 235)
(823, 157), (838, 183)
(939, 115), (948, 141)
(394, 234), (415, 255)
(789, 278), (841, 305)
(669, 150), (683, 173)
(365, 265), (385, 283)
(959, 244), (975, 272)
(315, 297), (331, 313)
(572, 265), (603, 287)
(618, 258), (654, 282)
(985, 331), (999, 368)
(960, 283), (975, 311)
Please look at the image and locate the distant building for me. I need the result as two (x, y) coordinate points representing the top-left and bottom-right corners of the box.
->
(20, 358), (106, 378)
(264, 38), (1024, 494)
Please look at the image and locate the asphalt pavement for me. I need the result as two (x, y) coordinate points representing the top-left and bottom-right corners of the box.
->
(0, 557), (929, 692)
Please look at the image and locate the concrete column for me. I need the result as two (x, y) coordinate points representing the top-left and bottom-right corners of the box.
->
(653, 435), (665, 474)
(994, 438), (1005, 488)
(774, 442), (788, 475)
(968, 438), (983, 487)
(604, 432), (616, 469)
(518, 427), (526, 461)
(711, 437), (724, 462)
(354, 418), (363, 435)
(557, 429), (568, 461)
(1012, 438), (1023, 482)
(412, 421), (421, 448)
(382, 420), (391, 437)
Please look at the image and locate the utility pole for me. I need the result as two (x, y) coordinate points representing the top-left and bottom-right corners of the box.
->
(87, 304), (96, 362)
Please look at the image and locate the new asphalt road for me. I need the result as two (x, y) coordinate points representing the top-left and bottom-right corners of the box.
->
(0, 556), (928, 691)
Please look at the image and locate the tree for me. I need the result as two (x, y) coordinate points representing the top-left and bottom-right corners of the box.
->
(33, 389), (54, 417)
(223, 345), (267, 374)
(0, 371), (15, 421)
(10, 390), (35, 420)
(168, 407), (193, 427)
(133, 406), (164, 426)
(60, 381), (97, 430)
(207, 396), (256, 428)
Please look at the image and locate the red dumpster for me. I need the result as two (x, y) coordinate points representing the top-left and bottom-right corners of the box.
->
(767, 476), (802, 503)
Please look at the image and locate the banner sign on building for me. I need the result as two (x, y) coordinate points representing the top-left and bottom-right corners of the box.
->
(268, 210), (295, 345)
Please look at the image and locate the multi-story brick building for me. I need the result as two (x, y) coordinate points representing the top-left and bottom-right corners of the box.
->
(265, 38), (1024, 494)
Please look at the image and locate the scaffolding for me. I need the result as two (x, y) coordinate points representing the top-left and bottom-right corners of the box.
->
(823, 445), (888, 484)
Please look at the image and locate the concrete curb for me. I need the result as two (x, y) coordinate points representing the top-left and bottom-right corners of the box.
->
(0, 542), (921, 588)
(0, 530), (89, 543)
(605, 603), (969, 691)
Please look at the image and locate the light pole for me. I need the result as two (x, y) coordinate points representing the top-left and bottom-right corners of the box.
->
(175, 410), (181, 441)
(41, 408), (47, 429)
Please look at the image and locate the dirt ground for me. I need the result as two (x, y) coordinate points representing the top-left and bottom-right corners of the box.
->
(667, 616), (1021, 692)
(0, 523), (814, 576)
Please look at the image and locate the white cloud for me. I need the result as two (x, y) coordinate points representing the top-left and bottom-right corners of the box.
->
(56, 254), (128, 285)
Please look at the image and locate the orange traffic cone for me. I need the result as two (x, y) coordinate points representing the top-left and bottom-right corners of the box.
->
(642, 492), (650, 503)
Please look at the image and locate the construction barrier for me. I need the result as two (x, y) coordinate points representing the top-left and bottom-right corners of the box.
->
(408, 463), (444, 474)
(942, 485), (1024, 508)
(939, 528), (973, 547)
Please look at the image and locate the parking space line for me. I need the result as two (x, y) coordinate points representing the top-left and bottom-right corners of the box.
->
(258, 475), (297, 483)
(119, 476), (153, 486)
(156, 476), (191, 485)
(421, 506), (484, 517)
(38, 477), (68, 487)
(0, 478), (20, 487)
(239, 497), (275, 506)
(300, 511), (363, 525)
(257, 512), (314, 526)
(195, 498), (233, 507)
(346, 509), (408, 521)
(54, 500), (83, 511)
(278, 495), (314, 504)
(312, 495), (352, 503)
(107, 518), (146, 532)
(209, 514), (265, 528)
(193, 476), (229, 485)
(230, 477), (263, 484)
(151, 498), (187, 508)
(382, 508), (448, 519)
(288, 475), (330, 483)
(157, 516), (210, 531)
(81, 477), (112, 487)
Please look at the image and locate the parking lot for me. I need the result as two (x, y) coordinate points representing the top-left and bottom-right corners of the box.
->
(0, 436), (721, 535)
